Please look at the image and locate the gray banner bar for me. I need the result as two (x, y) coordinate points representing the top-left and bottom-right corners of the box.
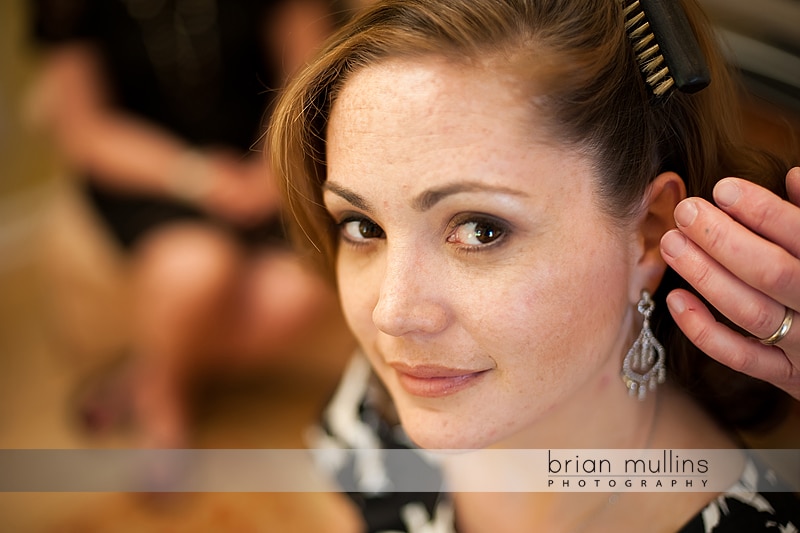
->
(0, 449), (796, 493)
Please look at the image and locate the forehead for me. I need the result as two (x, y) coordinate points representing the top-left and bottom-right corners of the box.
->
(329, 57), (532, 145)
(326, 58), (595, 199)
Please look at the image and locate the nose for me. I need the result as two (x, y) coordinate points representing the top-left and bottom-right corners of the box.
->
(372, 246), (449, 337)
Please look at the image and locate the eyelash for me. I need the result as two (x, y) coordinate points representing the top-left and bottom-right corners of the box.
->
(333, 213), (511, 253)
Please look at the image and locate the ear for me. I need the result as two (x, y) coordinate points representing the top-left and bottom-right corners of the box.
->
(628, 171), (686, 303)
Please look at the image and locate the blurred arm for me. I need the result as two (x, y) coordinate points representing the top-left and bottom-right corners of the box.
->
(28, 43), (279, 225)
(29, 43), (196, 198)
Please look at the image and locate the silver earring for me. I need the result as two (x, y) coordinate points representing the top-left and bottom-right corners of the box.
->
(622, 290), (666, 401)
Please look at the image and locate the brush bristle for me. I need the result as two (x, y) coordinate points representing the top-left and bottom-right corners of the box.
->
(620, 0), (675, 97)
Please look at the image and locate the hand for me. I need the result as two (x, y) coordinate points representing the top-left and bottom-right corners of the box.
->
(200, 151), (282, 228)
(660, 167), (800, 401)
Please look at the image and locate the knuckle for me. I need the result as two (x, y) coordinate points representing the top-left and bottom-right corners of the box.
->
(725, 341), (758, 375)
(725, 351), (750, 373)
(756, 260), (796, 294)
(745, 303), (780, 337)
(775, 360), (796, 387)
(690, 259), (715, 292)
(701, 218), (727, 253)
(690, 320), (716, 351)
(746, 197), (774, 234)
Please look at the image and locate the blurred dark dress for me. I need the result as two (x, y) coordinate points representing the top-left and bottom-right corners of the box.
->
(31, 0), (305, 248)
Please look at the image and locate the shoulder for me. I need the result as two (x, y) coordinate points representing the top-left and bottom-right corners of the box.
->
(679, 456), (800, 532)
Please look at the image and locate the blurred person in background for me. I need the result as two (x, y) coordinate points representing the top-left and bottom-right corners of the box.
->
(28, 0), (353, 448)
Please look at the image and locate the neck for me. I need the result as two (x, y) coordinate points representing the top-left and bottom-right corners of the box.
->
(443, 367), (661, 531)
(447, 384), (740, 533)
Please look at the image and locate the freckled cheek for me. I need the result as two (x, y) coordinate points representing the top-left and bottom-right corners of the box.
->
(336, 263), (380, 342)
(453, 279), (562, 382)
(524, 243), (631, 372)
(487, 250), (619, 370)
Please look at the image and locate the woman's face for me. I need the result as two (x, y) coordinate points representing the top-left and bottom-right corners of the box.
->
(324, 58), (642, 449)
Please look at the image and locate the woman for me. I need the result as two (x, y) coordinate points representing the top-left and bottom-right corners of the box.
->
(268, 0), (800, 530)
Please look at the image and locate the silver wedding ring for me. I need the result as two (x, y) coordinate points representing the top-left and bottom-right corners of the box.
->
(759, 307), (794, 346)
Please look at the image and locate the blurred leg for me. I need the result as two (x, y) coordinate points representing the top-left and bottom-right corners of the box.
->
(84, 224), (344, 449)
(130, 222), (243, 448)
(228, 250), (341, 364)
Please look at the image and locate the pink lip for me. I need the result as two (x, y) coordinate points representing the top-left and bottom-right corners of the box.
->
(389, 363), (490, 398)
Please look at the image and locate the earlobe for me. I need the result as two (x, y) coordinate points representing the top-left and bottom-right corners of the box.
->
(630, 171), (687, 302)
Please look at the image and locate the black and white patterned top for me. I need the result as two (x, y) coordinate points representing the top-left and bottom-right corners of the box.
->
(309, 355), (800, 533)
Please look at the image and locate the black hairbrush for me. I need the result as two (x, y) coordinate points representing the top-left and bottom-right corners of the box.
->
(620, 0), (711, 97)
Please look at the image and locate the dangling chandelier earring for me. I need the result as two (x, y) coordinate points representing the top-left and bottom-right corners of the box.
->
(622, 290), (666, 400)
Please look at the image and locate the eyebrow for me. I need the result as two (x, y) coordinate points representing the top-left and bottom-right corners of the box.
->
(411, 182), (528, 211)
(322, 181), (374, 212)
(323, 180), (528, 212)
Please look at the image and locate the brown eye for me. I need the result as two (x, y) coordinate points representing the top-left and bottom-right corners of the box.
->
(358, 219), (385, 239)
(341, 217), (385, 242)
(472, 221), (502, 244)
(449, 218), (506, 246)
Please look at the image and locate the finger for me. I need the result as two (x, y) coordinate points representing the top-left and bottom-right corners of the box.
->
(670, 197), (800, 309)
(712, 176), (800, 258)
(788, 167), (800, 206)
(660, 228), (797, 344)
(666, 289), (800, 400)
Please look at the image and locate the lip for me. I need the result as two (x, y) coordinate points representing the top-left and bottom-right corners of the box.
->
(389, 363), (490, 398)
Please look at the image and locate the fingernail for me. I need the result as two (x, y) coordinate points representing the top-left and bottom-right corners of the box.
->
(666, 292), (686, 314)
(714, 179), (741, 208)
(660, 230), (687, 258)
(674, 199), (698, 228)
(788, 167), (800, 185)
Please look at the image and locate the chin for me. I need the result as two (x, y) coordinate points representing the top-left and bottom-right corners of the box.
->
(397, 406), (502, 450)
